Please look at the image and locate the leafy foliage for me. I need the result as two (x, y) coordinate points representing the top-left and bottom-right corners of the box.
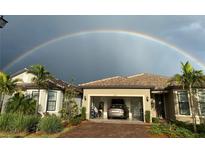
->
(81, 107), (86, 121)
(69, 115), (82, 126)
(11, 114), (40, 133)
(0, 113), (13, 132)
(151, 120), (205, 138)
(27, 65), (52, 88)
(60, 85), (79, 120)
(170, 61), (205, 133)
(150, 123), (195, 138)
(145, 110), (151, 123)
(5, 93), (36, 115)
(152, 117), (160, 123)
(0, 113), (39, 133)
(38, 115), (63, 133)
(27, 64), (52, 115)
(0, 71), (21, 111)
(170, 61), (205, 88)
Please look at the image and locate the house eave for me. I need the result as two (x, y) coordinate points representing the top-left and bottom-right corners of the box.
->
(79, 85), (155, 89)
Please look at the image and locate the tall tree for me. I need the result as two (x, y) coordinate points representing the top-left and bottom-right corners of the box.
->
(0, 71), (20, 112)
(171, 61), (205, 133)
(27, 65), (52, 115)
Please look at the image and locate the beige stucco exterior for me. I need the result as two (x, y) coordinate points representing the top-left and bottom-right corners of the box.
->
(1, 71), (65, 116)
(25, 89), (64, 115)
(82, 88), (152, 122)
(12, 71), (36, 83)
(165, 89), (205, 124)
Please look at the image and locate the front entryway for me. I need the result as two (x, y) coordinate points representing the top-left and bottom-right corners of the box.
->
(153, 94), (165, 118)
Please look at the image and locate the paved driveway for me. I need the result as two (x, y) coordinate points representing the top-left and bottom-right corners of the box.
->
(59, 121), (152, 138)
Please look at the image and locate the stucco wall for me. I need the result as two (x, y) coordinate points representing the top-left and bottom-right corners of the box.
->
(26, 89), (64, 115)
(82, 88), (151, 121)
(12, 72), (36, 83)
(167, 89), (205, 124)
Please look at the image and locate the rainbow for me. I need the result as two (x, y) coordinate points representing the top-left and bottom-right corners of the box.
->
(3, 29), (205, 71)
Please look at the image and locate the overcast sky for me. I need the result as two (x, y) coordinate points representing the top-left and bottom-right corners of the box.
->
(1, 16), (205, 83)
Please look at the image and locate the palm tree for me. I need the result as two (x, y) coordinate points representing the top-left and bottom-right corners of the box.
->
(0, 71), (21, 112)
(5, 92), (36, 115)
(171, 61), (205, 133)
(27, 64), (52, 115)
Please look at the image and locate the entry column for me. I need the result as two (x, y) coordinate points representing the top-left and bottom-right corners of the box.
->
(103, 98), (108, 119)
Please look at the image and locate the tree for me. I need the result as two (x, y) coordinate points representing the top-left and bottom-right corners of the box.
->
(0, 71), (21, 112)
(27, 65), (52, 115)
(5, 92), (36, 115)
(60, 84), (79, 120)
(171, 61), (205, 133)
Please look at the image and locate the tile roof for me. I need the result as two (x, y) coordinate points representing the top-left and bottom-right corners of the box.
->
(79, 73), (171, 90)
(11, 68), (82, 92)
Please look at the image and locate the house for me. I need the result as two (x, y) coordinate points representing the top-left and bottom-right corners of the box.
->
(1, 68), (82, 115)
(2, 69), (205, 124)
(80, 73), (205, 124)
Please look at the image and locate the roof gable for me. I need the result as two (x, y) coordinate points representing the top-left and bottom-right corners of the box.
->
(10, 68), (81, 92)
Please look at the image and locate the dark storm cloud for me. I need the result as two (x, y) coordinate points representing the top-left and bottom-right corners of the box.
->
(1, 16), (205, 83)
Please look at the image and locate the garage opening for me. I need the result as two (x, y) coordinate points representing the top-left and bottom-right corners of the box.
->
(90, 96), (144, 121)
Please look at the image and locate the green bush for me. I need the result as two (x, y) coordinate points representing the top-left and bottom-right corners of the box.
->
(0, 113), (13, 132)
(70, 115), (82, 126)
(152, 117), (160, 123)
(145, 111), (151, 123)
(11, 114), (40, 133)
(0, 113), (39, 133)
(150, 123), (196, 138)
(5, 93), (36, 115)
(38, 115), (63, 133)
(81, 107), (86, 121)
(196, 124), (205, 134)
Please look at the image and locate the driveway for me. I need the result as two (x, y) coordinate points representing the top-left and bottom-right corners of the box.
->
(59, 121), (152, 138)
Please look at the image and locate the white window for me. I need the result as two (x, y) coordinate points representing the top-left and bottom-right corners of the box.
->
(177, 91), (190, 115)
(198, 90), (205, 116)
(47, 91), (57, 111)
(32, 91), (39, 102)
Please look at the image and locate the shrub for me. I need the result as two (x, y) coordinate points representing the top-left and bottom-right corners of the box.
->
(150, 123), (196, 138)
(11, 114), (40, 133)
(197, 124), (205, 134)
(0, 113), (39, 133)
(145, 111), (151, 123)
(38, 115), (63, 133)
(0, 113), (13, 132)
(70, 115), (82, 126)
(5, 93), (36, 115)
(81, 107), (86, 121)
(152, 117), (160, 123)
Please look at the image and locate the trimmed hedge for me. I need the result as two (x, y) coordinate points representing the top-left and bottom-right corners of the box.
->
(81, 107), (86, 121)
(145, 111), (151, 123)
(38, 115), (63, 133)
